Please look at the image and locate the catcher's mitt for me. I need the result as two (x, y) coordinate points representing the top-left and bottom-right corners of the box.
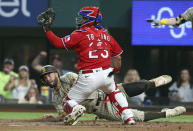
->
(37, 8), (55, 31)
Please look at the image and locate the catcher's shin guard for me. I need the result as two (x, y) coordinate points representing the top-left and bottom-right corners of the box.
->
(107, 89), (135, 124)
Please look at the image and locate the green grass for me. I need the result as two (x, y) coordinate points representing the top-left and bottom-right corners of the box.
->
(0, 112), (57, 120)
(150, 115), (193, 122)
(0, 112), (96, 121)
(0, 112), (193, 123)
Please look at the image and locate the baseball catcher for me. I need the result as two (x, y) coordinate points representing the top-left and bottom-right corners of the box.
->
(146, 7), (193, 29)
(38, 7), (137, 125)
(40, 65), (186, 124)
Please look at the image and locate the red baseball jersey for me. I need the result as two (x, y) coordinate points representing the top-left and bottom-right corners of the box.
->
(46, 27), (123, 71)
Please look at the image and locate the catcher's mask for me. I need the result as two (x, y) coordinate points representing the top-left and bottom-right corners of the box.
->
(76, 6), (103, 29)
(40, 65), (58, 88)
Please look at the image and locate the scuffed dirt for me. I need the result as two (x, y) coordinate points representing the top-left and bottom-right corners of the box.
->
(0, 120), (192, 131)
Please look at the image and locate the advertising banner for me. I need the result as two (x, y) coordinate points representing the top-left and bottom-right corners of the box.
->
(132, 0), (193, 46)
(0, 0), (48, 27)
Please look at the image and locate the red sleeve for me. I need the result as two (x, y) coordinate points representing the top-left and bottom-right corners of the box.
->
(110, 37), (123, 57)
(62, 31), (81, 49)
(46, 31), (81, 50)
(46, 31), (65, 48)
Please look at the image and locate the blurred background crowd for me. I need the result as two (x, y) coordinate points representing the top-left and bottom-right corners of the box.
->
(0, 0), (193, 106)
(0, 53), (193, 106)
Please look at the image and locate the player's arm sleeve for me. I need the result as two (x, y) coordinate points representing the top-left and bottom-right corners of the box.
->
(46, 31), (66, 49)
(55, 104), (66, 116)
(181, 7), (193, 21)
(61, 31), (81, 50)
(110, 37), (123, 57)
(160, 7), (193, 26)
(46, 31), (80, 50)
(52, 95), (65, 115)
(60, 72), (78, 85)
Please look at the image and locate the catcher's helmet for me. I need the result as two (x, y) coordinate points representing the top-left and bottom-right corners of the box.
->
(76, 6), (102, 29)
(40, 65), (58, 87)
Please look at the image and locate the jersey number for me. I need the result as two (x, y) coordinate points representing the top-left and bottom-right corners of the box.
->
(89, 50), (109, 59)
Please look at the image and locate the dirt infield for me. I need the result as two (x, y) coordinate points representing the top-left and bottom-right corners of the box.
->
(0, 120), (192, 131)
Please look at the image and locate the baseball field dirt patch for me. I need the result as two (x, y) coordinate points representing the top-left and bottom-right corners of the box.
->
(0, 120), (192, 131)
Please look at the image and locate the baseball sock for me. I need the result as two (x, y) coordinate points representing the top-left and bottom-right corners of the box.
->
(122, 80), (155, 97)
(144, 112), (166, 121)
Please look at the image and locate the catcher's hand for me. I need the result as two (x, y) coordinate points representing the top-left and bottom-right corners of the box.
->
(37, 8), (56, 32)
(146, 19), (161, 26)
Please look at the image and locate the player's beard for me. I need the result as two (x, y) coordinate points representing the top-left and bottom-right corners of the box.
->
(52, 77), (58, 88)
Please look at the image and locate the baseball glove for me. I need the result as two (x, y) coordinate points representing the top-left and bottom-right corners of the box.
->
(37, 8), (56, 31)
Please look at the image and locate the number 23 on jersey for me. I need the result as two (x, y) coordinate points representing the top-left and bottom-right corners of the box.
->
(87, 34), (110, 59)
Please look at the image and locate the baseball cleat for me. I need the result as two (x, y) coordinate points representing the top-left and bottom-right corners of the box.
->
(124, 117), (136, 125)
(161, 106), (186, 118)
(149, 75), (172, 87)
(63, 105), (86, 125)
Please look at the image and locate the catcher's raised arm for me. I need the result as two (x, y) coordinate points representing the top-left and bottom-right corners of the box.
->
(146, 7), (193, 29)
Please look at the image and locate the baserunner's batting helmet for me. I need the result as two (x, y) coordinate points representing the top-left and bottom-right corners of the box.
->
(40, 65), (58, 87)
(40, 65), (57, 76)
